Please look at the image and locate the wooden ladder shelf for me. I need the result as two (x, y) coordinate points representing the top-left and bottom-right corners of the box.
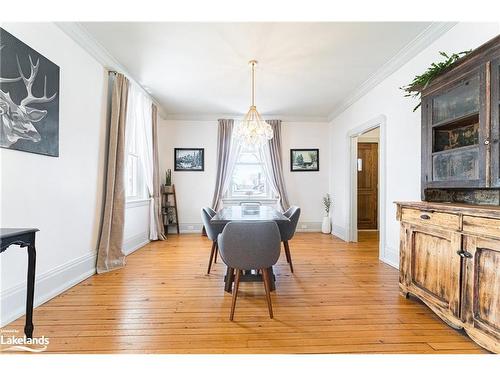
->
(161, 184), (180, 235)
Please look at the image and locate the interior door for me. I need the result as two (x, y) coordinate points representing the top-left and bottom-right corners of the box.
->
(357, 142), (378, 230)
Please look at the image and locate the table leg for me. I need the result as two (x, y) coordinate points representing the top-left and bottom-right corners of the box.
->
(25, 243), (36, 338)
(224, 266), (234, 293)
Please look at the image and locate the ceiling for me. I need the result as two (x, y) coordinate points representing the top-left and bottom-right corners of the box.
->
(78, 22), (442, 120)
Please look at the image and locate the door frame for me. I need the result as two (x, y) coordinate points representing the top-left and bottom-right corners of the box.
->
(347, 115), (387, 263)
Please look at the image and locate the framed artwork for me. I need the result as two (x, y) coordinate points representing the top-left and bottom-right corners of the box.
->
(174, 148), (204, 171)
(0, 27), (60, 157)
(290, 148), (319, 172)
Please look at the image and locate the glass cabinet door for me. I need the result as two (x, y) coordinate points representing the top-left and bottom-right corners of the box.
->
(425, 69), (486, 188)
(432, 75), (480, 125)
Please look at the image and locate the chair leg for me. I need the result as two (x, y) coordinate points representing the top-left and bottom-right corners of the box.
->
(207, 242), (216, 274)
(230, 269), (241, 321)
(262, 268), (274, 319)
(214, 242), (218, 263)
(283, 241), (290, 263)
(283, 241), (294, 273)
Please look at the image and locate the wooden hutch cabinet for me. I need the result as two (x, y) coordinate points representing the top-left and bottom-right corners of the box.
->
(421, 35), (500, 204)
(397, 35), (500, 353)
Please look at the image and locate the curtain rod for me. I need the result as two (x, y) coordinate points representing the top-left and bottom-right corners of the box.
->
(106, 69), (164, 116)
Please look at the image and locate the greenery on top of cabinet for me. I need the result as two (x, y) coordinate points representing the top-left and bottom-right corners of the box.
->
(401, 51), (471, 112)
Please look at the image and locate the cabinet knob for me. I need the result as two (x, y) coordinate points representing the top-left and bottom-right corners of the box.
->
(457, 250), (473, 258)
(484, 139), (490, 145)
(420, 214), (431, 220)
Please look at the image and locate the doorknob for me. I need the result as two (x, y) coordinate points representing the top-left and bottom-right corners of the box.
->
(357, 158), (362, 171)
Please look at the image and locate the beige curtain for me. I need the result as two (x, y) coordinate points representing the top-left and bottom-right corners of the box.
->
(96, 73), (129, 274)
(152, 104), (166, 240)
(211, 119), (239, 210)
(265, 120), (290, 211)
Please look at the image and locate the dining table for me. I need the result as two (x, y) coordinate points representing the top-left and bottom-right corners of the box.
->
(211, 205), (290, 293)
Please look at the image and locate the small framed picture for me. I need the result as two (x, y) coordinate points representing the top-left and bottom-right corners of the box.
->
(290, 149), (319, 172)
(174, 148), (205, 171)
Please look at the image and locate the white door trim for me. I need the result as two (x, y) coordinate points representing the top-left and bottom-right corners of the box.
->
(347, 115), (387, 262)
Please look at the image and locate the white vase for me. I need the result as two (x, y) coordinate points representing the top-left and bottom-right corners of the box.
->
(321, 215), (331, 234)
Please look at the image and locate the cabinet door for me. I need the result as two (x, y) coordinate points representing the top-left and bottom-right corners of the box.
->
(406, 225), (462, 319)
(491, 58), (500, 187)
(422, 68), (487, 189)
(462, 235), (500, 352)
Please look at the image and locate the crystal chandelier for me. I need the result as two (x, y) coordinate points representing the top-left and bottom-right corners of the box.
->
(236, 60), (273, 146)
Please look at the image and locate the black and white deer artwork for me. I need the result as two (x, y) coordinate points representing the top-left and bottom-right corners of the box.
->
(0, 28), (60, 156)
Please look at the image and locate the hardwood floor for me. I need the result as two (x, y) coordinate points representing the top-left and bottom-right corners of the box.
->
(3, 232), (487, 354)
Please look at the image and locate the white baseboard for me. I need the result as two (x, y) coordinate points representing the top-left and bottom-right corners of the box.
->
(380, 245), (399, 269)
(177, 223), (203, 234)
(0, 252), (96, 328)
(331, 224), (348, 241)
(123, 232), (150, 255)
(296, 222), (321, 232)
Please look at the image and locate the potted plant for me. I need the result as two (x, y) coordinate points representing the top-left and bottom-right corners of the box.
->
(321, 193), (332, 234)
(162, 169), (173, 193)
(165, 169), (172, 186)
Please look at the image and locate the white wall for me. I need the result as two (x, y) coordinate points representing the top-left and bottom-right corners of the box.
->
(158, 120), (218, 232)
(158, 119), (330, 232)
(123, 201), (150, 255)
(329, 22), (500, 267)
(282, 122), (331, 230)
(0, 23), (108, 325)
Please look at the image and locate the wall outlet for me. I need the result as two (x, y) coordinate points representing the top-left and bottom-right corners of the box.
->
(187, 225), (194, 230)
(301, 224), (307, 229)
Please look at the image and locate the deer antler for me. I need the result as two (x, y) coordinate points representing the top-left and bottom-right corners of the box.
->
(16, 55), (57, 107)
(0, 45), (21, 84)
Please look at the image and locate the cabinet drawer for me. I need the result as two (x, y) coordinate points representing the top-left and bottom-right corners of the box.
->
(401, 208), (460, 230)
(463, 216), (500, 239)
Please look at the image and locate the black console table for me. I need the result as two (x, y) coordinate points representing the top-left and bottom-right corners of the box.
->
(0, 228), (39, 338)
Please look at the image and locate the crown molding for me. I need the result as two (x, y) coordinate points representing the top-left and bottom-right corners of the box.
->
(164, 113), (330, 123)
(327, 22), (458, 122)
(55, 22), (168, 119)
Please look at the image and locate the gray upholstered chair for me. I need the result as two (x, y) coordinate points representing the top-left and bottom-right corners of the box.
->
(217, 221), (281, 320)
(277, 206), (301, 273)
(200, 207), (225, 274)
(205, 207), (217, 216)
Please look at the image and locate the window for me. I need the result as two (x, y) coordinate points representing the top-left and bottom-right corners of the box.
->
(125, 87), (148, 201)
(126, 152), (140, 199)
(227, 146), (274, 200)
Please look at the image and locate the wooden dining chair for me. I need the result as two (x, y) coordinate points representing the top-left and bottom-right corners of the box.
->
(217, 221), (281, 320)
(277, 206), (301, 273)
(200, 207), (225, 274)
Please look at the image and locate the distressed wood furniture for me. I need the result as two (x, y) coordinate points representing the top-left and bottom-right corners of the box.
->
(421, 35), (500, 205)
(0, 228), (39, 338)
(211, 205), (289, 293)
(396, 201), (500, 353)
(161, 184), (180, 235)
